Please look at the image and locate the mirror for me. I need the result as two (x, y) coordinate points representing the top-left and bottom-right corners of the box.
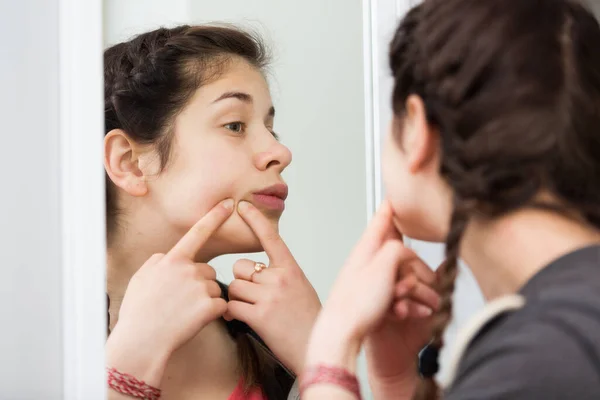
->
(103, 0), (371, 398)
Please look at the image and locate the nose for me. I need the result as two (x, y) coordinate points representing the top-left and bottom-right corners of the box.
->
(254, 137), (292, 172)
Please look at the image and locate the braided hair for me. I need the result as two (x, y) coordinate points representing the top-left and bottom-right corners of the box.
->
(389, 1), (600, 398)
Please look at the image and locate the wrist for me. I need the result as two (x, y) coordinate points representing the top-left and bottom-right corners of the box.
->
(305, 317), (362, 373)
(364, 337), (419, 379)
(106, 324), (170, 387)
(364, 332), (421, 398)
(368, 367), (420, 399)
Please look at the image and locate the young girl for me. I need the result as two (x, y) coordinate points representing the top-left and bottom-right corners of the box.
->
(103, 25), (321, 400)
(301, 0), (600, 399)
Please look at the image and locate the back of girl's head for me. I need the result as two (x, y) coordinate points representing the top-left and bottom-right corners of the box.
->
(104, 25), (269, 236)
(389, 0), (600, 398)
(104, 25), (282, 394)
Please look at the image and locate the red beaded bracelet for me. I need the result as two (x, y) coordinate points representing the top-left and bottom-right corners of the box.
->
(299, 365), (362, 399)
(107, 367), (162, 400)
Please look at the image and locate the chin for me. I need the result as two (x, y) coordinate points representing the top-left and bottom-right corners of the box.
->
(393, 212), (446, 243)
(210, 213), (280, 254)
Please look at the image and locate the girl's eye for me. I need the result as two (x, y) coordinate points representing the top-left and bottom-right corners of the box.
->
(224, 122), (244, 133)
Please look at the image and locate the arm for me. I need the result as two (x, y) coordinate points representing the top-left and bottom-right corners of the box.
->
(302, 201), (438, 400)
(104, 201), (233, 398)
(302, 315), (362, 400)
(365, 336), (420, 400)
(106, 325), (169, 399)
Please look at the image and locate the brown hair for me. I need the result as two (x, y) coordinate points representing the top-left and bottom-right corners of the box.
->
(389, 0), (600, 398)
(104, 25), (284, 394)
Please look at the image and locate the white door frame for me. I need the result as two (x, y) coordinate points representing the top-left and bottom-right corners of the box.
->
(363, 0), (418, 246)
(59, 0), (107, 398)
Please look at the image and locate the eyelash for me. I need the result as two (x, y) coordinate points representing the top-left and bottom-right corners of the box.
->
(223, 121), (280, 141)
(224, 122), (245, 134)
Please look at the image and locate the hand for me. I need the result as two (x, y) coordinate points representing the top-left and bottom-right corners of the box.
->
(224, 201), (322, 374)
(106, 199), (234, 386)
(365, 261), (443, 398)
(305, 200), (439, 372)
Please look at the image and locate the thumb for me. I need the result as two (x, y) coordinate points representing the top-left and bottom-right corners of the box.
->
(370, 239), (407, 277)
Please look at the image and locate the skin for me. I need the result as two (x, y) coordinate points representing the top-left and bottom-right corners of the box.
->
(104, 58), (321, 400)
(303, 95), (600, 400)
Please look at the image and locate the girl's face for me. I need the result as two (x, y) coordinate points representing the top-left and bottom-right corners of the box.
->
(135, 59), (292, 258)
(381, 96), (452, 242)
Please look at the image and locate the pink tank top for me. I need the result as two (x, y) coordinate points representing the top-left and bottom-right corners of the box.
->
(228, 379), (267, 400)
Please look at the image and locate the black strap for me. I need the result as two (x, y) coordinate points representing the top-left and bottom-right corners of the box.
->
(418, 344), (440, 378)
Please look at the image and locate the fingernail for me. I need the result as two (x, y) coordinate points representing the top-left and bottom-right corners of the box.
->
(238, 201), (251, 213)
(417, 305), (433, 318)
(222, 199), (234, 210)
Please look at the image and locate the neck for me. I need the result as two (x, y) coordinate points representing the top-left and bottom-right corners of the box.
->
(461, 209), (600, 301)
(107, 224), (240, 397)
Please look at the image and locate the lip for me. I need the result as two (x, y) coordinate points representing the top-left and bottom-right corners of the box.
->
(252, 183), (288, 211)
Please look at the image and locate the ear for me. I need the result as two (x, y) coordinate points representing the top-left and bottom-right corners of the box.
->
(104, 129), (148, 197)
(403, 95), (440, 174)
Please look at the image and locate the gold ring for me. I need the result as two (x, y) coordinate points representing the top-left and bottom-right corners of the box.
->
(254, 262), (267, 273)
(251, 262), (267, 281)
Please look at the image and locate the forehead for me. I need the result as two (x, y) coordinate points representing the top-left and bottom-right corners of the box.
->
(191, 58), (272, 107)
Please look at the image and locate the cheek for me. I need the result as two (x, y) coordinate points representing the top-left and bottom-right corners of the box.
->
(153, 148), (244, 228)
(382, 138), (421, 236)
(382, 139), (408, 211)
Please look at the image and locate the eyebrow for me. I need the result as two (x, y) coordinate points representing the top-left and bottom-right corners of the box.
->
(212, 91), (275, 117)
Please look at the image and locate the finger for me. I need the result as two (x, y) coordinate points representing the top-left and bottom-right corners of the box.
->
(225, 300), (258, 324)
(195, 263), (217, 281)
(369, 239), (416, 277)
(233, 259), (259, 281)
(363, 239), (414, 303)
(393, 299), (433, 319)
(147, 253), (165, 265)
(228, 279), (261, 304)
(394, 300), (409, 319)
(435, 259), (451, 278)
(407, 302), (434, 318)
(201, 298), (228, 323)
(223, 310), (234, 322)
(137, 253), (165, 274)
(395, 276), (441, 311)
(345, 201), (401, 270)
(237, 201), (293, 265)
(399, 254), (437, 285)
(395, 274), (418, 295)
(203, 280), (223, 298)
(382, 199), (403, 242)
(232, 259), (271, 284)
(168, 199), (234, 260)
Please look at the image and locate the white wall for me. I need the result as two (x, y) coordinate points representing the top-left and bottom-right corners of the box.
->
(1, 1), (106, 398)
(0, 1), (63, 397)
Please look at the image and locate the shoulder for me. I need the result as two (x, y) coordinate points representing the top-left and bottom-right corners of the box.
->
(444, 289), (600, 400)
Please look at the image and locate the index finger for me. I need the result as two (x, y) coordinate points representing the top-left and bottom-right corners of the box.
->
(237, 201), (292, 264)
(347, 199), (401, 267)
(167, 199), (234, 260)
